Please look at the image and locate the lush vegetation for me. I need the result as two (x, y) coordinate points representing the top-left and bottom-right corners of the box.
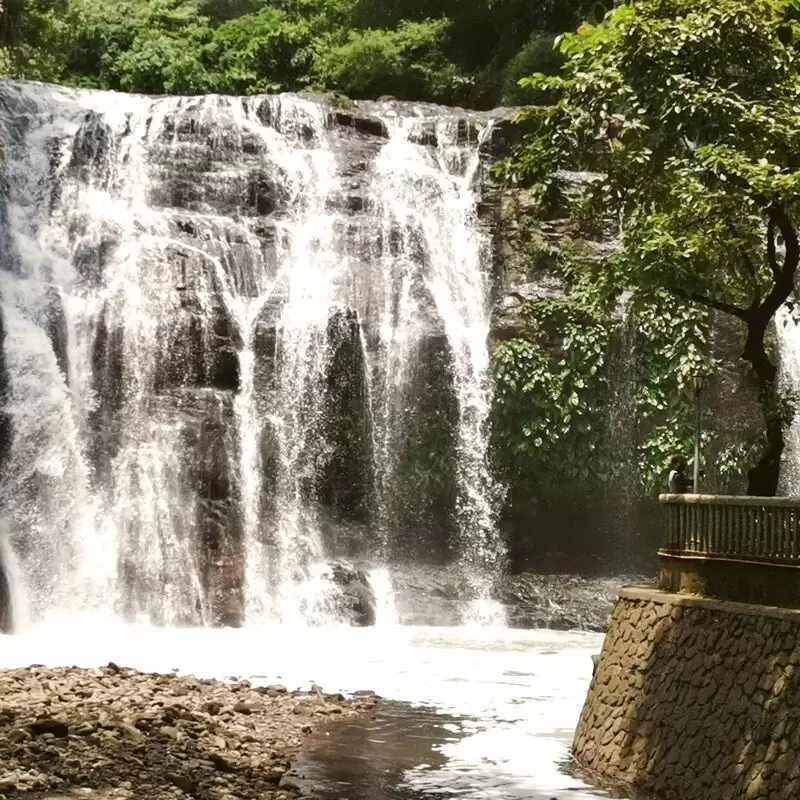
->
(500, 0), (800, 496)
(4, 0), (795, 505)
(490, 228), (727, 502)
(0, 0), (610, 106)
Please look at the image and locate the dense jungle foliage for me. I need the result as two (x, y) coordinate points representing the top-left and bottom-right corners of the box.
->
(0, 0), (611, 106)
(500, 0), (800, 497)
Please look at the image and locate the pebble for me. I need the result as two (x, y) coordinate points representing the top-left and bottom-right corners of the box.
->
(0, 665), (377, 800)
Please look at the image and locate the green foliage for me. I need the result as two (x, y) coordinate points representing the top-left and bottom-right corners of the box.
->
(490, 232), (728, 498)
(628, 292), (716, 493)
(210, 7), (314, 94)
(0, 0), (72, 82)
(501, 0), (800, 310)
(502, 32), (564, 105)
(492, 298), (614, 490)
(310, 19), (465, 102)
(0, 0), (607, 105)
(66, 0), (213, 91)
(499, 0), (800, 494)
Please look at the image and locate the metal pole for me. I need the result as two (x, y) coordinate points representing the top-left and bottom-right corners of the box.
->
(693, 386), (701, 494)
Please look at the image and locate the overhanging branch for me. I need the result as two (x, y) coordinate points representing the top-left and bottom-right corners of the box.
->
(672, 288), (750, 320)
(761, 202), (799, 317)
(766, 217), (780, 282)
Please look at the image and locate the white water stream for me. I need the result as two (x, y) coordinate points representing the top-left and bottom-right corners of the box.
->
(0, 624), (609, 800)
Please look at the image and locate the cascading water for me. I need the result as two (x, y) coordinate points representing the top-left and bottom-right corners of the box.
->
(369, 116), (503, 620)
(0, 81), (505, 628)
(778, 304), (800, 493)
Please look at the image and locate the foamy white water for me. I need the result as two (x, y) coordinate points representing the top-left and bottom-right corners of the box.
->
(0, 624), (607, 799)
(371, 117), (503, 596)
(778, 304), (800, 493)
(0, 81), (505, 628)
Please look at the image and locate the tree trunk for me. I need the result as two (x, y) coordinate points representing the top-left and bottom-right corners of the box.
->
(743, 320), (784, 496)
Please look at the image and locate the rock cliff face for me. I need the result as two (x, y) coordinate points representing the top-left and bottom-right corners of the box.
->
(0, 80), (769, 629)
(0, 558), (9, 633)
(0, 307), (12, 633)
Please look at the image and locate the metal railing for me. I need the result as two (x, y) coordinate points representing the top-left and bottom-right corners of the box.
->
(660, 494), (800, 564)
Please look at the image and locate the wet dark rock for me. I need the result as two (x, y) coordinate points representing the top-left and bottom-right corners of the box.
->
(0, 307), (12, 475)
(179, 389), (243, 628)
(255, 98), (273, 127)
(0, 554), (10, 634)
(111, 388), (242, 628)
(324, 561), (377, 627)
(479, 112), (528, 160)
(154, 290), (241, 394)
(253, 314), (278, 394)
(43, 285), (68, 379)
(28, 718), (70, 738)
(71, 226), (119, 285)
(408, 122), (438, 148)
(246, 169), (288, 217)
(328, 110), (389, 139)
(456, 117), (482, 145)
(318, 307), (371, 524)
(386, 564), (648, 630)
(497, 572), (654, 631)
(382, 334), (460, 564)
(68, 111), (115, 185)
(149, 109), (289, 218)
(87, 301), (125, 479)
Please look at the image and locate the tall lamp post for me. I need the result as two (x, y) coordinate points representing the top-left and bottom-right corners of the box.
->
(692, 370), (708, 494)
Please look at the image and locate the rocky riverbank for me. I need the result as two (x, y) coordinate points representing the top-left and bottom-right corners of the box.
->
(0, 664), (378, 800)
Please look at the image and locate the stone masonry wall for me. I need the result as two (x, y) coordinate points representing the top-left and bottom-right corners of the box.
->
(573, 586), (800, 800)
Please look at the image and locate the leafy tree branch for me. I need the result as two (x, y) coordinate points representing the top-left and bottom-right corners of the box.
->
(500, 0), (800, 495)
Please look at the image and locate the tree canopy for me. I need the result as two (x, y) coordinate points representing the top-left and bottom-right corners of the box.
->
(0, 0), (609, 106)
(501, 0), (800, 495)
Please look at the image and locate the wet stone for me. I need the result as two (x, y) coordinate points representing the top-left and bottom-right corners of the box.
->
(0, 665), (376, 800)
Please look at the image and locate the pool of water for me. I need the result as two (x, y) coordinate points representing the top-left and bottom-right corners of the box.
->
(0, 622), (611, 799)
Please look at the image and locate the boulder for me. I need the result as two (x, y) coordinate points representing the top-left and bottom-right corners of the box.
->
(68, 111), (116, 186)
(325, 561), (376, 627)
(0, 554), (10, 634)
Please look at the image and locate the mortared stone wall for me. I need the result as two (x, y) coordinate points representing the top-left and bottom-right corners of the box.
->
(573, 586), (800, 799)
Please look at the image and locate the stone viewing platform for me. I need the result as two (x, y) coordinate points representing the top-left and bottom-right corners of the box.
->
(572, 493), (800, 800)
(658, 493), (800, 606)
(0, 664), (377, 799)
(573, 586), (800, 799)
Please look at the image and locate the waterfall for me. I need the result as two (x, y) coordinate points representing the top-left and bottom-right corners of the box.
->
(0, 81), (505, 627)
(369, 116), (503, 611)
(778, 305), (800, 493)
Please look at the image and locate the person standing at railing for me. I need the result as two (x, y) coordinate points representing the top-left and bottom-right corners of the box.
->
(668, 454), (692, 493)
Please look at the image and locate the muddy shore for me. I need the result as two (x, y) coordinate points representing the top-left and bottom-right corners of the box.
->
(0, 664), (378, 800)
